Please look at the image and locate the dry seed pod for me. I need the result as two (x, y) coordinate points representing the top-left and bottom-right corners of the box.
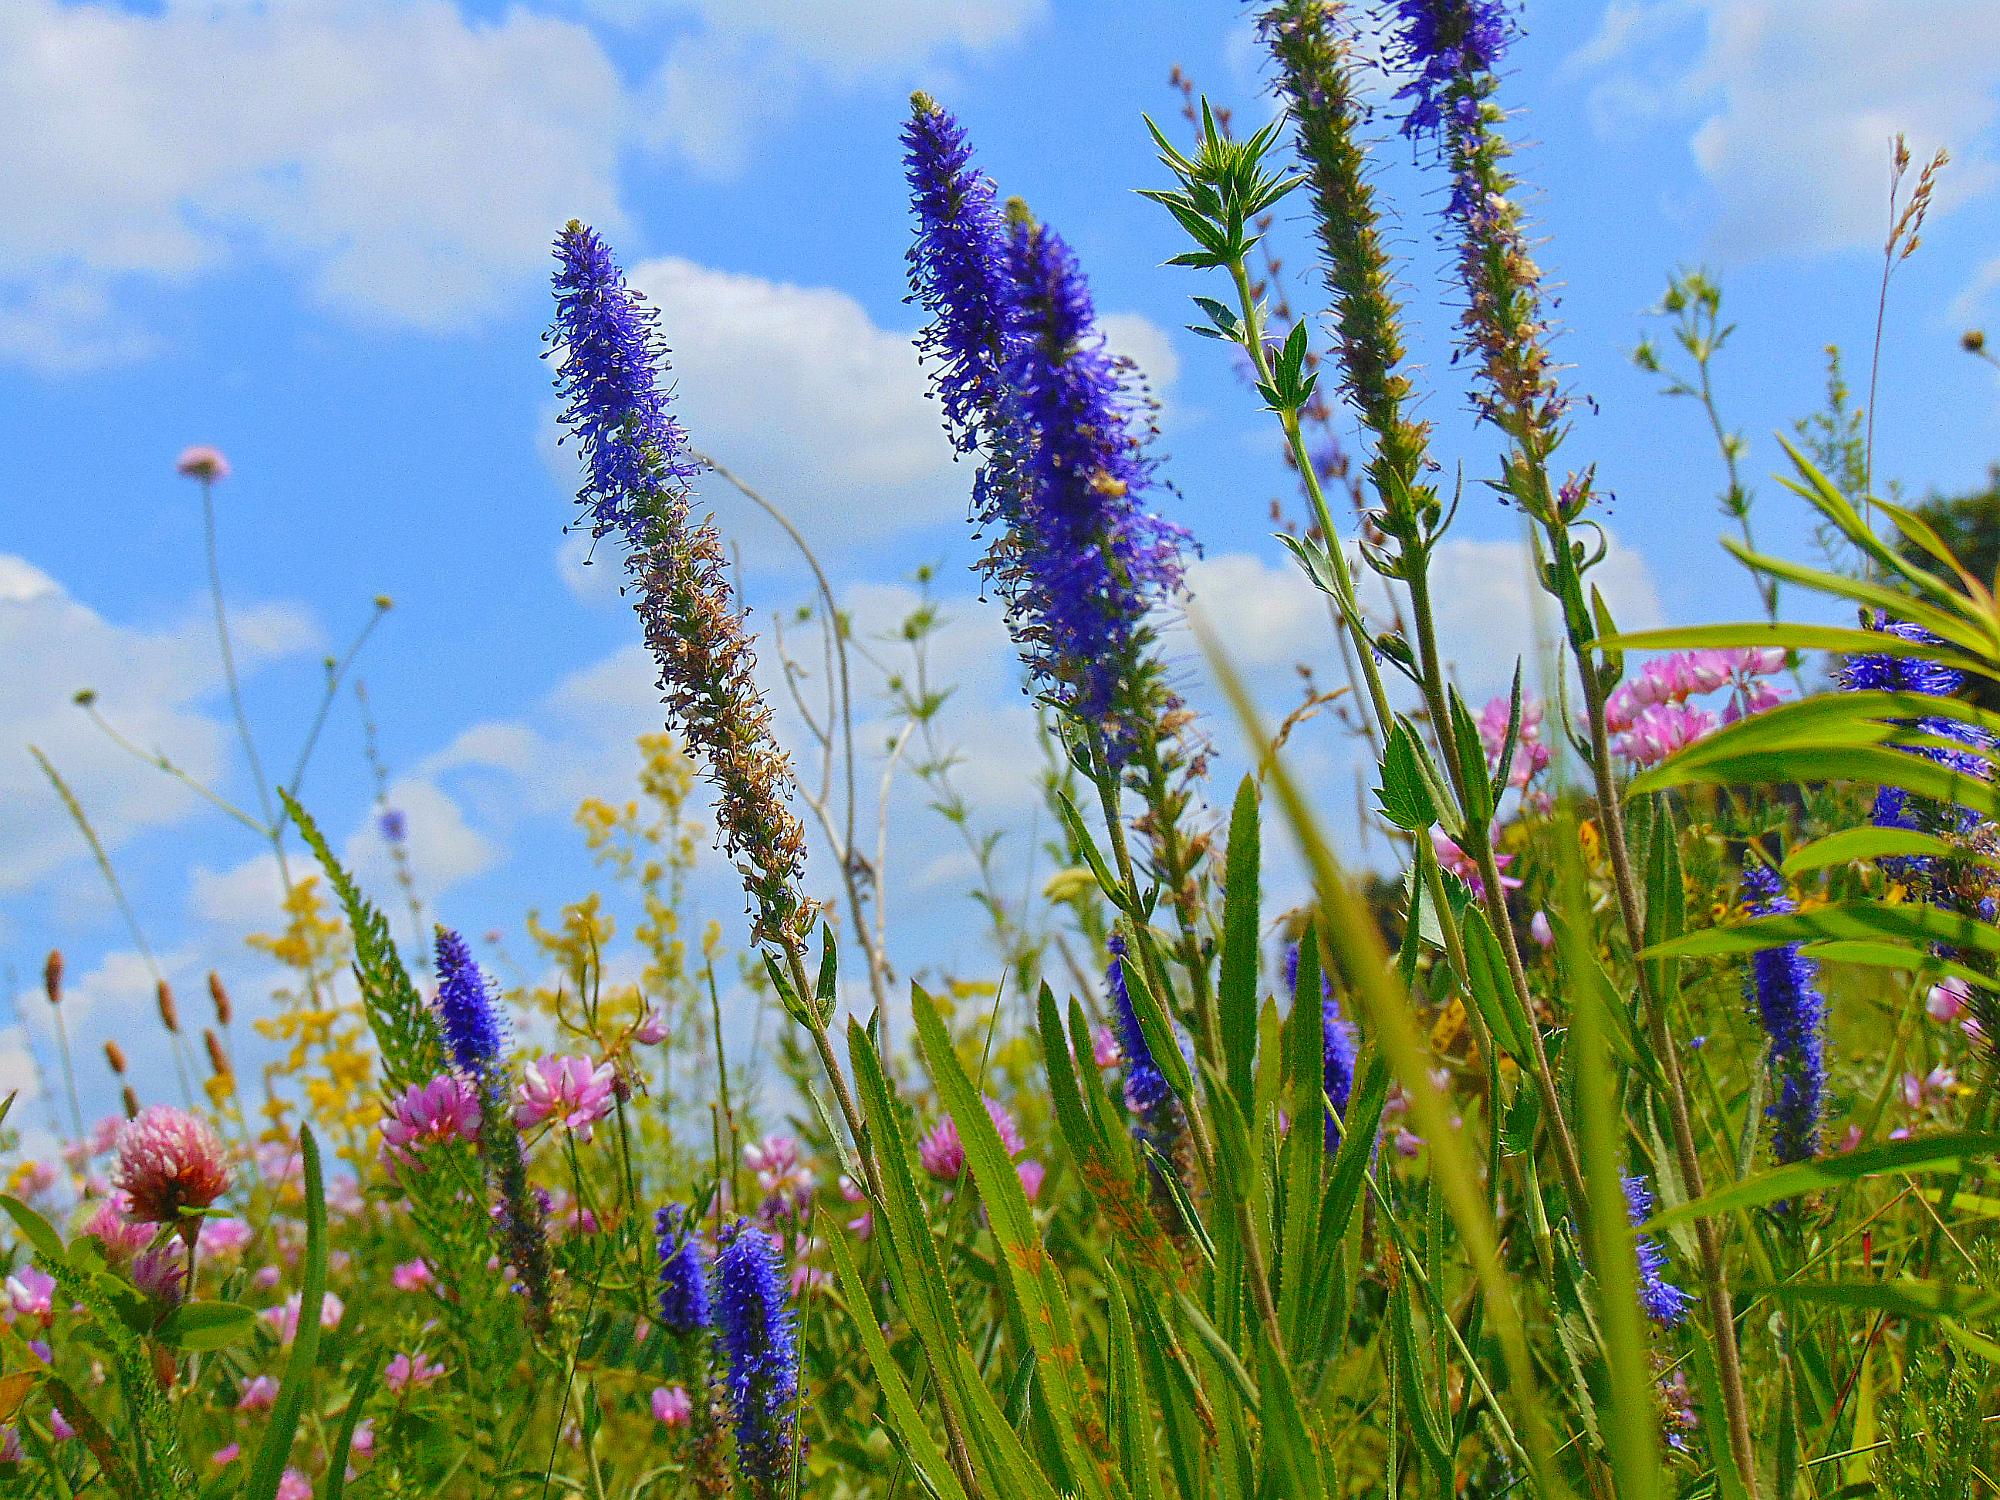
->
(204, 1029), (231, 1078)
(208, 971), (232, 1026)
(157, 979), (180, 1035)
(105, 1040), (128, 1075)
(122, 1085), (140, 1119)
(43, 950), (62, 1006)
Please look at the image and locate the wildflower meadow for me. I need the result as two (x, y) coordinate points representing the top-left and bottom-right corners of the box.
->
(11, 2), (2000, 1498)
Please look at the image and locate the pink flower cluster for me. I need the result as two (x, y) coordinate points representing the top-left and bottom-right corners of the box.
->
(1429, 828), (1520, 899)
(1607, 649), (1787, 768)
(514, 1055), (617, 1141)
(81, 1193), (154, 1265)
(918, 1097), (1044, 1201)
(744, 1134), (816, 1221)
(1477, 695), (1551, 790)
(381, 1075), (481, 1168)
(260, 1290), (345, 1344)
(113, 1106), (231, 1224)
(385, 1350), (446, 1394)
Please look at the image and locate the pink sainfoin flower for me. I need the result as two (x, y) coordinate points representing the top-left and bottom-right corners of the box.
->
(8, 1162), (57, 1200)
(237, 1375), (280, 1412)
(1929, 977), (1971, 1023)
(745, 1134), (816, 1220)
(261, 1290), (345, 1344)
(514, 1056), (616, 1141)
(276, 1468), (312, 1500)
(114, 1106), (231, 1224)
(1614, 703), (1716, 769)
(131, 1244), (187, 1306)
(381, 1075), (481, 1167)
(1476, 694), (1552, 789)
(1607, 648), (1787, 735)
(350, 1419), (375, 1459)
(1430, 828), (1520, 899)
(1092, 1026), (1122, 1069)
(175, 445), (231, 482)
(88, 1116), (124, 1156)
(919, 1098), (1028, 1183)
(81, 1196), (154, 1265)
(384, 1351), (446, 1394)
(50, 1409), (76, 1442)
(392, 1259), (433, 1292)
(4, 1268), (55, 1327)
(199, 1218), (253, 1258)
(633, 1009), (669, 1045)
(651, 1385), (693, 1426)
(212, 1443), (241, 1465)
(1529, 911), (1555, 949)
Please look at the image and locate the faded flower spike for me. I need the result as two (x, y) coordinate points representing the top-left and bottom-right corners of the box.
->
(113, 1106), (230, 1224)
(549, 224), (811, 948)
(715, 1220), (799, 1500)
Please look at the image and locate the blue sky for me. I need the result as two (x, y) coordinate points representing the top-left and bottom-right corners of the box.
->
(4, 0), (1999, 1133)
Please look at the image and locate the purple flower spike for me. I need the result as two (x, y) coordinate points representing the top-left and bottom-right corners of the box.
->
(1740, 866), (1827, 1166)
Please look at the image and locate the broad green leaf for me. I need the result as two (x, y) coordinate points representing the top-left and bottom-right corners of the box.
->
(1646, 1132), (2000, 1231)
(1795, 940), (1998, 992)
(1376, 721), (1440, 833)
(1742, 1279), (2000, 1321)
(0, 1194), (68, 1269)
(1642, 901), (2000, 962)
(1219, 776), (1261, 1112)
(157, 1300), (257, 1352)
(1782, 826), (1974, 875)
(1460, 904), (1533, 1059)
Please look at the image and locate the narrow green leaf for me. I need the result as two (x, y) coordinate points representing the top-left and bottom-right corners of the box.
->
(1795, 940), (1999, 992)
(321, 1349), (382, 1500)
(825, 1226), (971, 1500)
(1647, 1132), (2000, 1231)
(245, 1127), (327, 1500)
(1643, 902), (2000, 962)
(1741, 1280), (2000, 1321)
(1219, 776), (1261, 1112)
(1782, 825), (1980, 875)
(1057, 791), (1133, 914)
(1116, 940), (1194, 1102)
(1459, 905), (1531, 1059)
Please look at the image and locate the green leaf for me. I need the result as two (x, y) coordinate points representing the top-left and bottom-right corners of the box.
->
(1794, 940), (1998, 992)
(1781, 826), (1980, 875)
(1642, 901), (2000, 963)
(1447, 688), (1493, 829)
(1039, 984), (1105, 1167)
(1055, 791), (1133, 914)
(1593, 622), (1989, 674)
(1646, 1132), (2000, 1231)
(321, 1349), (383, 1500)
(1375, 721), (1441, 833)
(1459, 905), (1532, 1059)
(245, 1127), (327, 1500)
(825, 1227), (972, 1500)
(1742, 1280), (2000, 1321)
(1219, 776), (1261, 1113)
(0, 1194), (68, 1269)
(814, 923), (839, 1023)
(156, 1300), (257, 1352)
(1116, 938), (1194, 1102)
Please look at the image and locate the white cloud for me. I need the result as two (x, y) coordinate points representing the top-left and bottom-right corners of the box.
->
(624, 257), (961, 544)
(1183, 533), (1665, 702)
(0, 0), (1044, 370)
(0, 554), (320, 894)
(1576, 0), (2000, 257)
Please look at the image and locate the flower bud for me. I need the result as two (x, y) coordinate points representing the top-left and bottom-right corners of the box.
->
(156, 979), (180, 1035)
(209, 972), (232, 1026)
(204, 1030), (231, 1078)
(42, 951), (62, 1007)
(105, 1040), (128, 1075)
(122, 1087), (140, 1120)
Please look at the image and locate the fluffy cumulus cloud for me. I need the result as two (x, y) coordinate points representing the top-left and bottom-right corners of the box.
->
(1181, 532), (1665, 701)
(0, 0), (1044, 370)
(0, 553), (319, 895)
(1576, 0), (2000, 256)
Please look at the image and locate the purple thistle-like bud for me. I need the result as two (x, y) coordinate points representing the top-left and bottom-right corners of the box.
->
(1740, 866), (1828, 1166)
(655, 1205), (713, 1334)
(1285, 942), (1357, 1147)
(549, 222), (700, 550)
(714, 1220), (799, 1500)
(433, 927), (505, 1076)
(1621, 1175), (1693, 1326)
